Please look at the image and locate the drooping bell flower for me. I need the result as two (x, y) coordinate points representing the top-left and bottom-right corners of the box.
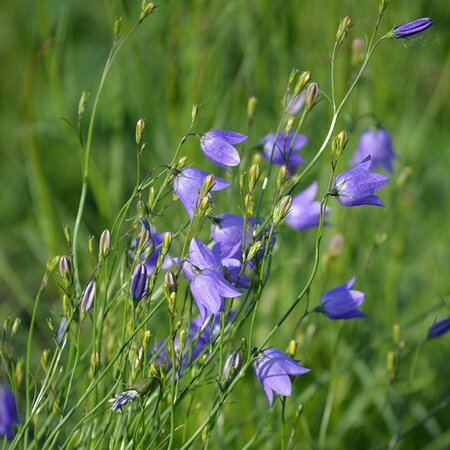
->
(200, 130), (247, 169)
(330, 156), (389, 207)
(254, 348), (310, 406)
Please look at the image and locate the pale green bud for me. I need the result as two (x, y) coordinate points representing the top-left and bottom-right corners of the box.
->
(135, 119), (145, 145)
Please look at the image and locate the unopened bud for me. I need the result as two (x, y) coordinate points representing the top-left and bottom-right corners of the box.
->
(47, 256), (60, 273)
(274, 196), (292, 224)
(285, 115), (295, 135)
(247, 96), (257, 124)
(164, 271), (178, 295)
(177, 156), (188, 170)
(15, 359), (23, 387)
(136, 119), (145, 145)
(63, 225), (72, 245)
(246, 241), (262, 262)
(332, 130), (349, 158)
(140, 2), (157, 22)
(328, 233), (345, 257)
(277, 165), (288, 188)
(81, 280), (96, 313)
(396, 166), (413, 188)
(99, 229), (111, 260)
(244, 194), (254, 216)
(222, 350), (243, 383)
(199, 196), (211, 215)
(248, 163), (260, 191)
(288, 339), (297, 357)
(162, 233), (172, 254)
(393, 324), (400, 345)
(59, 256), (72, 282)
(137, 198), (149, 218)
(305, 82), (319, 109)
(41, 349), (49, 371)
(294, 71), (311, 96)
(114, 17), (122, 38)
(179, 329), (187, 353)
(12, 318), (21, 336)
(143, 330), (152, 351)
(88, 236), (95, 255)
(130, 263), (149, 304)
(336, 16), (352, 42)
(351, 38), (365, 66)
(239, 172), (246, 192)
(63, 295), (72, 317)
(202, 174), (215, 196)
(148, 187), (156, 209)
(374, 232), (388, 246)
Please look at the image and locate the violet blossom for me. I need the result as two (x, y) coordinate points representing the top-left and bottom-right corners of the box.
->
(0, 385), (19, 439)
(130, 263), (149, 303)
(330, 156), (389, 207)
(319, 277), (366, 320)
(254, 348), (310, 406)
(350, 127), (397, 172)
(261, 131), (308, 175)
(200, 130), (247, 168)
(392, 18), (432, 39)
(181, 238), (241, 322)
(286, 182), (330, 231)
(428, 317), (450, 339)
(174, 167), (230, 220)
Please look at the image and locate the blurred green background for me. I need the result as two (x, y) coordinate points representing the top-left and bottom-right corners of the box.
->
(1, 0), (449, 448)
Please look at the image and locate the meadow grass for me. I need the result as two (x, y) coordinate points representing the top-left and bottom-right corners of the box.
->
(1, 0), (449, 448)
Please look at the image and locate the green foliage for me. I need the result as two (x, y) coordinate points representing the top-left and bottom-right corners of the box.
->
(1, 0), (449, 448)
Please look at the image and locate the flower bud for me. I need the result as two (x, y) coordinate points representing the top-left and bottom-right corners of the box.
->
(202, 174), (216, 197)
(332, 130), (349, 159)
(140, 2), (157, 22)
(88, 236), (95, 256)
(247, 96), (258, 124)
(179, 329), (187, 353)
(130, 263), (149, 303)
(248, 163), (260, 192)
(41, 349), (49, 371)
(273, 196), (292, 225)
(277, 165), (288, 188)
(351, 38), (365, 67)
(285, 115), (295, 135)
(391, 18), (432, 39)
(336, 15), (351, 42)
(114, 17), (122, 38)
(99, 229), (111, 260)
(393, 324), (400, 345)
(305, 82), (319, 109)
(288, 68), (299, 87)
(143, 330), (152, 352)
(164, 271), (178, 295)
(246, 241), (262, 262)
(135, 119), (145, 145)
(162, 232), (172, 255)
(223, 350), (243, 383)
(12, 318), (21, 336)
(137, 198), (149, 218)
(59, 256), (72, 281)
(197, 196), (211, 216)
(244, 194), (254, 216)
(81, 280), (96, 313)
(288, 339), (297, 357)
(328, 233), (345, 257)
(47, 255), (60, 273)
(63, 294), (72, 317)
(294, 71), (311, 96)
